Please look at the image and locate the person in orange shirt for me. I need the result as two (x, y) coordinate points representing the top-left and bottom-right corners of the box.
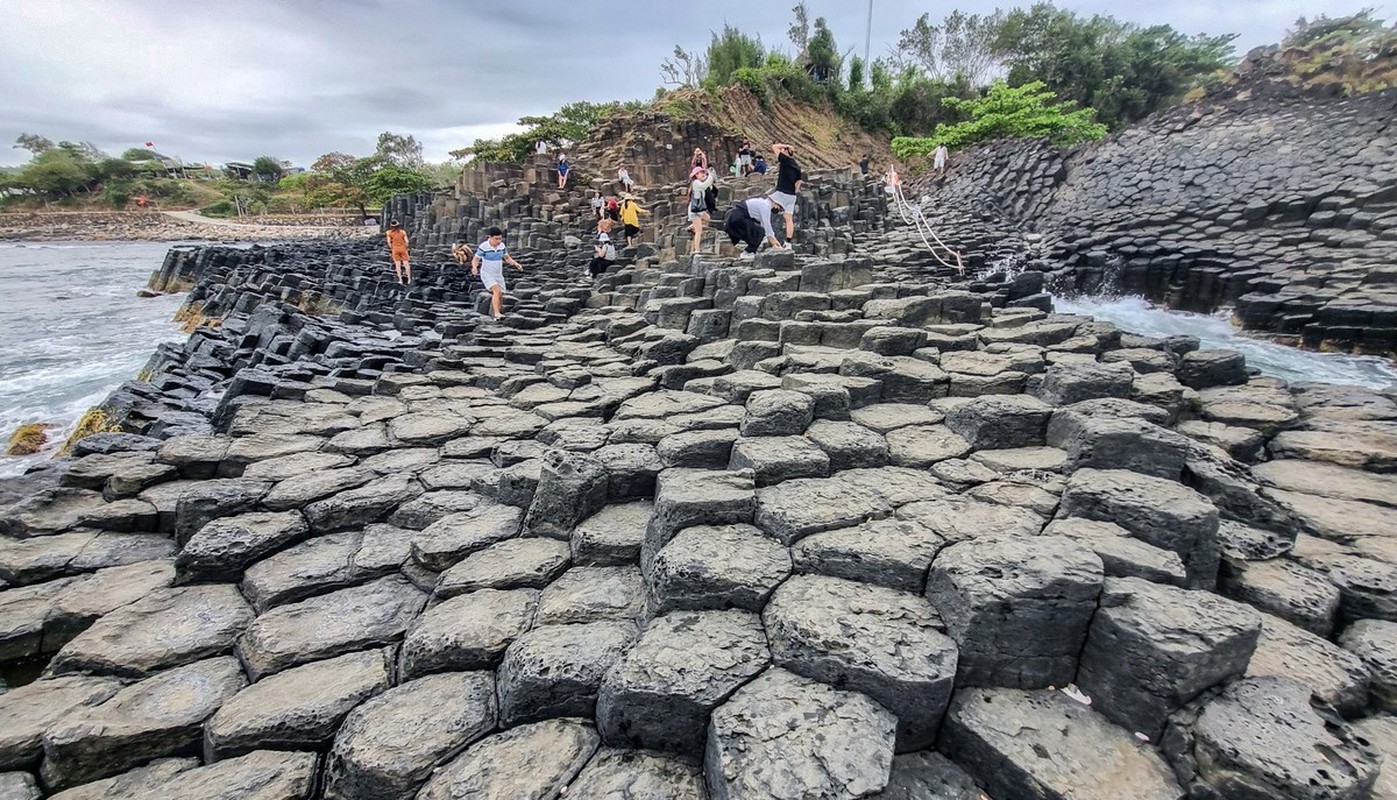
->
(385, 220), (411, 284)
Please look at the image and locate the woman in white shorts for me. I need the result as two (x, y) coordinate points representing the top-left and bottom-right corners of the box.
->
(470, 226), (524, 320)
(686, 166), (716, 256)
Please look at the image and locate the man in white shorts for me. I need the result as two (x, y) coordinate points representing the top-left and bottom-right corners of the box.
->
(470, 226), (524, 320)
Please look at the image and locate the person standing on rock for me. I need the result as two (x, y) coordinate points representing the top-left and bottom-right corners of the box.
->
(557, 153), (571, 190)
(605, 194), (620, 222)
(859, 154), (871, 176)
(685, 166), (717, 256)
(738, 140), (753, 176)
(451, 237), (470, 266)
(770, 143), (801, 248)
(590, 190), (604, 220)
(385, 220), (412, 284)
(933, 144), (949, 177)
(471, 226), (524, 320)
(617, 165), (635, 192)
(619, 195), (647, 247)
(723, 195), (784, 260)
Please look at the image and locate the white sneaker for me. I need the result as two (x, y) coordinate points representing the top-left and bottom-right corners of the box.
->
(738, 251), (756, 260)
(781, 243), (793, 251)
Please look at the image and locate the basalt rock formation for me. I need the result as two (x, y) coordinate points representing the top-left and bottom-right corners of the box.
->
(2, 122), (1396, 800)
(907, 77), (1397, 355)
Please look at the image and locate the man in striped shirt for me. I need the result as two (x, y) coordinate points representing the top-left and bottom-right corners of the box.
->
(470, 226), (524, 320)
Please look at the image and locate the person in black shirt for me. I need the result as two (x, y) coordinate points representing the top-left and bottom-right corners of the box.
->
(769, 143), (802, 248)
(737, 140), (752, 176)
(859, 154), (870, 175)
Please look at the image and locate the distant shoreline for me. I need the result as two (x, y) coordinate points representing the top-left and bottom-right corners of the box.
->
(0, 210), (379, 243)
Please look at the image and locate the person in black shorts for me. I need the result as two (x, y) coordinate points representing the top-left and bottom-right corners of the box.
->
(769, 143), (802, 248)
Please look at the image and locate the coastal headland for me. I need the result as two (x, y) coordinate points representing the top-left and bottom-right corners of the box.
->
(1, 66), (1396, 800)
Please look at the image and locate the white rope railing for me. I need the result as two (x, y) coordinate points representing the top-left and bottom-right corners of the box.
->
(885, 175), (965, 275)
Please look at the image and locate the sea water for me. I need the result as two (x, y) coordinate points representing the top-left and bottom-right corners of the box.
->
(1056, 295), (1397, 391)
(0, 241), (189, 477)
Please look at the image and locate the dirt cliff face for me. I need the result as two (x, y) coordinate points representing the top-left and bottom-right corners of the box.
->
(570, 87), (892, 187)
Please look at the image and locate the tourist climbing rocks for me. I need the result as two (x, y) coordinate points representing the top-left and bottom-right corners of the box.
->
(471, 226), (524, 320)
(590, 190), (604, 219)
(738, 140), (753, 176)
(691, 147), (708, 172)
(557, 153), (570, 190)
(752, 153), (767, 175)
(933, 144), (949, 177)
(385, 220), (411, 284)
(859, 154), (871, 175)
(617, 165), (635, 192)
(590, 218), (617, 279)
(770, 143), (802, 248)
(723, 195), (784, 259)
(605, 194), (620, 221)
(619, 195), (647, 247)
(685, 166), (717, 256)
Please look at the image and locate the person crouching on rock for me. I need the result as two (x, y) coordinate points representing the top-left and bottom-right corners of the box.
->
(471, 226), (524, 321)
(385, 220), (411, 284)
(451, 237), (470, 266)
(723, 195), (784, 260)
(557, 153), (571, 190)
(590, 219), (617, 280)
(686, 166), (716, 256)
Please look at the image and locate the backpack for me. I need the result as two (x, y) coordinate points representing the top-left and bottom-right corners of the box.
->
(704, 185), (719, 215)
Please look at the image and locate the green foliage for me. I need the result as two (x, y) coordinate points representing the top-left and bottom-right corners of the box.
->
(806, 17), (839, 83)
(359, 163), (434, 202)
(993, 2), (1235, 129)
(891, 80), (1107, 157)
(705, 25), (766, 87)
(251, 155), (284, 180)
(120, 148), (159, 161)
(1284, 8), (1387, 47)
(453, 101), (629, 164)
(1277, 9), (1397, 94)
(200, 199), (235, 217)
(13, 133), (54, 155)
(374, 132), (424, 168)
(893, 10), (1005, 87)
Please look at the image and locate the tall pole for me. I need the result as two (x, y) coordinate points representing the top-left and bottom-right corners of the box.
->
(864, 0), (872, 71)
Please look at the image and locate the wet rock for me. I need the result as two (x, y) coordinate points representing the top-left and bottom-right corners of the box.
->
(1162, 677), (1379, 800)
(791, 517), (944, 593)
(597, 610), (769, 754)
(927, 535), (1103, 689)
(1252, 459), (1397, 509)
(41, 656), (246, 789)
(535, 566), (645, 625)
(570, 500), (651, 566)
(42, 559), (176, 645)
(1078, 577), (1261, 739)
(564, 748), (705, 799)
(764, 574), (955, 750)
(236, 575), (426, 679)
(240, 450), (355, 482)
(416, 718), (599, 800)
(1176, 419), (1265, 462)
(49, 751), (316, 800)
(325, 671), (497, 800)
(434, 537), (570, 597)
(705, 667), (896, 800)
(1269, 424), (1397, 473)
(497, 621), (638, 726)
(1058, 467), (1220, 588)
(1340, 619), (1397, 712)
(173, 479), (271, 544)
(0, 530), (173, 586)
(1293, 547), (1397, 624)
(238, 527), (406, 612)
(260, 468), (372, 512)
(1177, 349), (1247, 389)
(0, 675), (122, 770)
(176, 510), (309, 582)
(1247, 614), (1371, 716)
(942, 687), (1183, 800)
(48, 584), (252, 678)
(399, 588), (536, 678)
(205, 647), (391, 759)
(1, 489), (156, 536)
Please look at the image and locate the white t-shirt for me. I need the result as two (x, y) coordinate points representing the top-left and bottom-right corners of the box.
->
(743, 198), (777, 240)
(595, 232), (616, 260)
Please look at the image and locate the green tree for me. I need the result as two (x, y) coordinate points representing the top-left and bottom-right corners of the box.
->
(13, 133), (54, 155)
(1284, 8), (1386, 47)
(806, 17), (839, 83)
(705, 25), (765, 87)
(13, 149), (91, 196)
(894, 10), (1006, 87)
(891, 80), (1108, 157)
(374, 132), (424, 169)
(121, 147), (160, 161)
(993, 2), (1234, 128)
(251, 156), (284, 181)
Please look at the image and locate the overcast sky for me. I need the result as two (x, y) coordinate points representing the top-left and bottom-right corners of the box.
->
(3, 0), (1387, 168)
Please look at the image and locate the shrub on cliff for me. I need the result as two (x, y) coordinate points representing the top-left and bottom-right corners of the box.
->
(890, 80), (1107, 158)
